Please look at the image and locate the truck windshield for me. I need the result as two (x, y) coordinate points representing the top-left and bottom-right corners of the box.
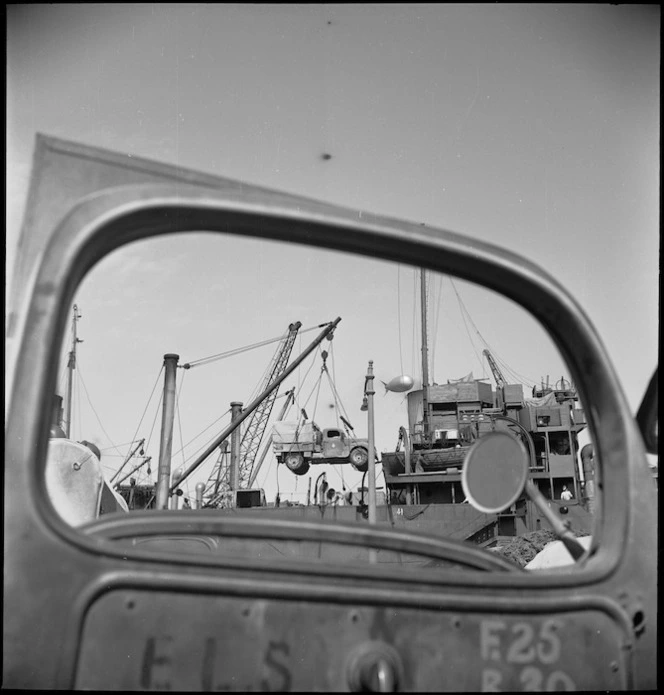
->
(51, 232), (597, 573)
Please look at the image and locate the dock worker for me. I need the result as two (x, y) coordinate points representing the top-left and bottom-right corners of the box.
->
(317, 473), (329, 505)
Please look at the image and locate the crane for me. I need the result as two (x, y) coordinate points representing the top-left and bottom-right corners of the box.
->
(203, 322), (302, 505)
(483, 348), (508, 411)
(482, 349), (506, 389)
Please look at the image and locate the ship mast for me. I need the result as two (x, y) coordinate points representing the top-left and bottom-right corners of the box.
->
(420, 269), (430, 444)
(63, 304), (83, 438)
(155, 353), (180, 510)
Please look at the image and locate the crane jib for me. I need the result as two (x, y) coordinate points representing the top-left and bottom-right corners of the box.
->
(170, 318), (341, 492)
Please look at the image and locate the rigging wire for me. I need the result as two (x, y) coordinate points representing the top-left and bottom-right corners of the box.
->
(449, 279), (491, 376)
(310, 363), (324, 423)
(243, 328), (291, 405)
(492, 351), (538, 389)
(255, 392), (295, 492)
(141, 389), (165, 484)
(323, 366), (353, 430)
(76, 364), (121, 454)
(329, 340), (337, 402)
(326, 343), (342, 430)
(326, 342), (339, 431)
(182, 324), (320, 370)
(295, 331), (303, 404)
(183, 324), (319, 490)
(172, 408), (232, 463)
(289, 359), (317, 423)
(421, 270), (429, 384)
(100, 441), (142, 452)
(74, 366), (82, 440)
(429, 273), (436, 379)
(121, 364), (165, 479)
(174, 371), (187, 474)
(411, 268), (418, 380)
(298, 348), (326, 412)
(57, 363), (67, 403)
(432, 273), (444, 381)
(172, 411), (234, 498)
(397, 265), (404, 374)
(449, 278), (538, 387)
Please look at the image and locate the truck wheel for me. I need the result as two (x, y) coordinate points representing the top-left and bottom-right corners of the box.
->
(285, 452), (310, 476)
(349, 447), (369, 472)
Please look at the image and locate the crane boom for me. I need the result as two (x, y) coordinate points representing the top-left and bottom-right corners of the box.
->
(173, 318), (340, 497)
(482, 349), (506, 388)
(247, 387), (295, 489)
(239, 323), (301, 486)
(203, 322), (302, 503)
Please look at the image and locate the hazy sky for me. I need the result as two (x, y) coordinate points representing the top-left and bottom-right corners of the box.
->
(7, 4), (659, 503)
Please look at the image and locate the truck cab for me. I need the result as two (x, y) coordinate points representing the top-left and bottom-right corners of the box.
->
(320, 427), (355, 460)
(272, 422), (370, 475)
(4, 136), (657, 691)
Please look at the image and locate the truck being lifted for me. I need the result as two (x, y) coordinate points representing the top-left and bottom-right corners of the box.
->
(272, 422), (369, 475)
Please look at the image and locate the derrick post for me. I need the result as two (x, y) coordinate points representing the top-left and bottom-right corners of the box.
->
(229, 401), (243, 507)
(365, 361), (377, 563)
(155, 353), (179, 510)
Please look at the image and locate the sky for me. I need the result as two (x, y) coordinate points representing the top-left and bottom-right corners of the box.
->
(7, 4), (659, 505)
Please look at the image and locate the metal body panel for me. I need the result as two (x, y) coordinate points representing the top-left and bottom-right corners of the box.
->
(75, 588), (627, 691)
(4, 136), (657, 689)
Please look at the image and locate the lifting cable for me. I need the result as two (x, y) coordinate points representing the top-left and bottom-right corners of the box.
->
(298, 347), (353, 431)
(289, 346), (343, 448)
(298, 347), (327, 415)
(324, 342), (354, 433)
(291, 347), (320, 412)
(310, 362), (325, 424)
(181, 323), (322, 370)
(323, 366), (354, 433)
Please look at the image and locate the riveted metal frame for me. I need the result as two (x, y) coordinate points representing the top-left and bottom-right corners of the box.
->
(4, 136), (657, 689)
